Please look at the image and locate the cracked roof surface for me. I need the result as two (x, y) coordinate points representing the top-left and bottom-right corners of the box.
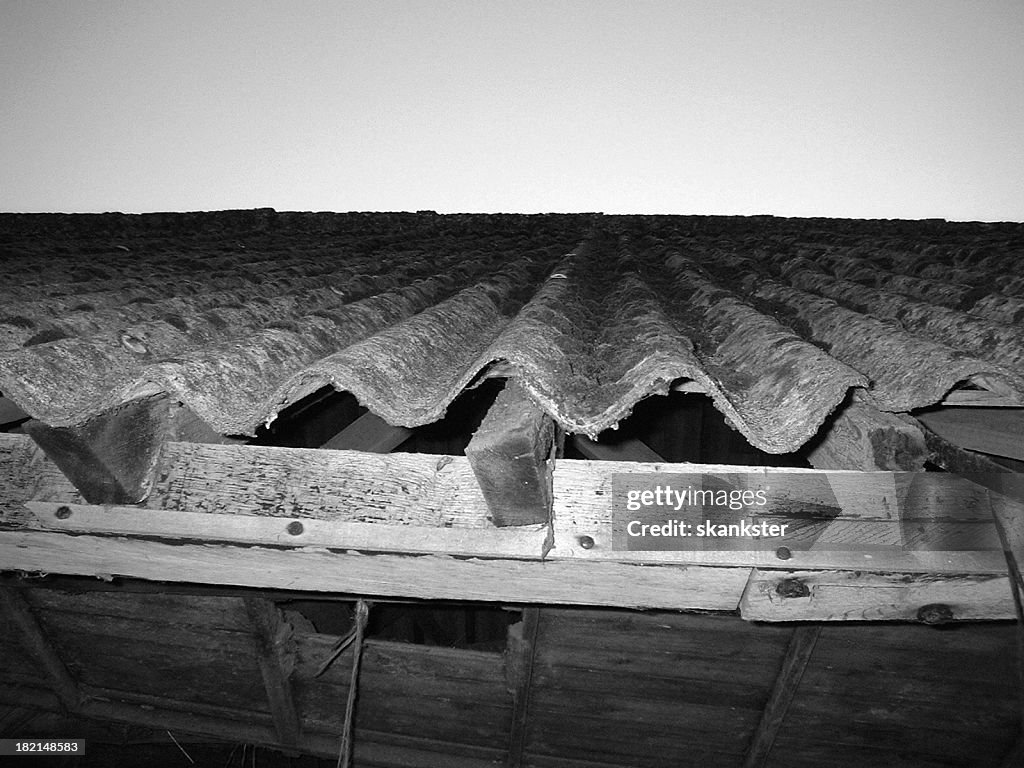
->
(1, 210), (1022, 452)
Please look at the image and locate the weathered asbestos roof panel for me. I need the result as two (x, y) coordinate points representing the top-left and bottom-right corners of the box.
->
(1, 211), (1022, 453)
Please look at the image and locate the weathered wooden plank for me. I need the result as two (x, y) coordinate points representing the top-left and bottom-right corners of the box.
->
(77, 695), (507, 766)
(550, 458), (1008, 573)
(774, 702), (1013, 763)
(529, 685), (762, 742)
(0, 586), (81, 711)
(23, 394), (170, 504)
(917, 406), (1024, 462)
(0, 640), (52, 691)
(320, 411), (412, 452)
(140, 440), (496, 528)
(742, 625), (820, 768)
(572, 434), (664, 462)
(81, 684), (276, 729)
(0, 432), (1015, 575)
(506, 607), (541, 767)
(739, 568), (1015, 622)
(806, 396), (926, 470)
(531, 664), (770, 711)
(523, 707), (751, 763)
(0, 530), (751, 610)
(243, 598), (302, 747)
(465, 381), (556, 527)
(30, 609), (256, 654)
(25, 501), (550, 559)
(765, 737), (998, 768)
(25, 586), (252, 631)
(49, 631), (268, 708)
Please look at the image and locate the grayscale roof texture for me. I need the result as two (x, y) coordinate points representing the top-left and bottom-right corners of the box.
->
(1, 210), (1022, 452)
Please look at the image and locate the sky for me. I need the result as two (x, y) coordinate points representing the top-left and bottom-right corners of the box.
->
(1, 1), (1023, 220)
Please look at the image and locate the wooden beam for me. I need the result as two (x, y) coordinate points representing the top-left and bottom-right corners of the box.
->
(739, 568), (1015, 622)
(742, 625), (820, 768)
(466, 381), (556, 526)
(550, 458), (1009, 573)
(22, 393), (170, 504)
(807, 396), (926, 471)
(0, 586), (81, 712)
(244, 597), (302, 748)
(0, 530), (750, 611)
(917, 407), (1024, 462)
(26, 501), (550, 558)
(0, 397), (28, 425)
(506, 608), (541, 768)
(3, 433), (1018, 573)
(320, 411), (412, 453)
(571, 434), (664, 462)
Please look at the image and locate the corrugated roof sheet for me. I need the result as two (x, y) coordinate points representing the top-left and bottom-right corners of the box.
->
(1, 211), (1022, 452)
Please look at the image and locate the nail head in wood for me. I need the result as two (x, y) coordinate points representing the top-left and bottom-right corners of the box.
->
(776, 578), (810, 599)
(775, 546), (792, 560)
(917, 603), (955, 625)
(578, 535), (595, 550)
(286, 521), (304, 536)
(55, 505), (73, 520)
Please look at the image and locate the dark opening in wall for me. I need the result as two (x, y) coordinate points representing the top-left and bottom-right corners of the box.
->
(281, 598), (518, 653)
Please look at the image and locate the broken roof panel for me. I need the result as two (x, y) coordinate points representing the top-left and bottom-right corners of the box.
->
(1, 211), (1022, 453)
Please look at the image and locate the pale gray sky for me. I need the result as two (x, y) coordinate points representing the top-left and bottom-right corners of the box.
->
(2, 1), (1022, 220)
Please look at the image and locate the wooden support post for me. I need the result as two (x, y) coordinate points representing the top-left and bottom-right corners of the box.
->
(320, 411), (412, 452)
(0, 586), (81, 713)
(466, 381), (556, 527)
(917, 407), (1024, 462)
(243, 597), (302, 748)
(571, 434), (665, 462)
(807, 395), (926, 471)
(506, 607), (541, 768)
(23, 394), (171, 504)
(741, 625), (821, 768)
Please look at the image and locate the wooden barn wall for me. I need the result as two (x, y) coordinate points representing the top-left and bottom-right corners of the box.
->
(523, 610), (794, 767)
(0, 584), (1019, 767)
(765, 623), (1020, 768)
